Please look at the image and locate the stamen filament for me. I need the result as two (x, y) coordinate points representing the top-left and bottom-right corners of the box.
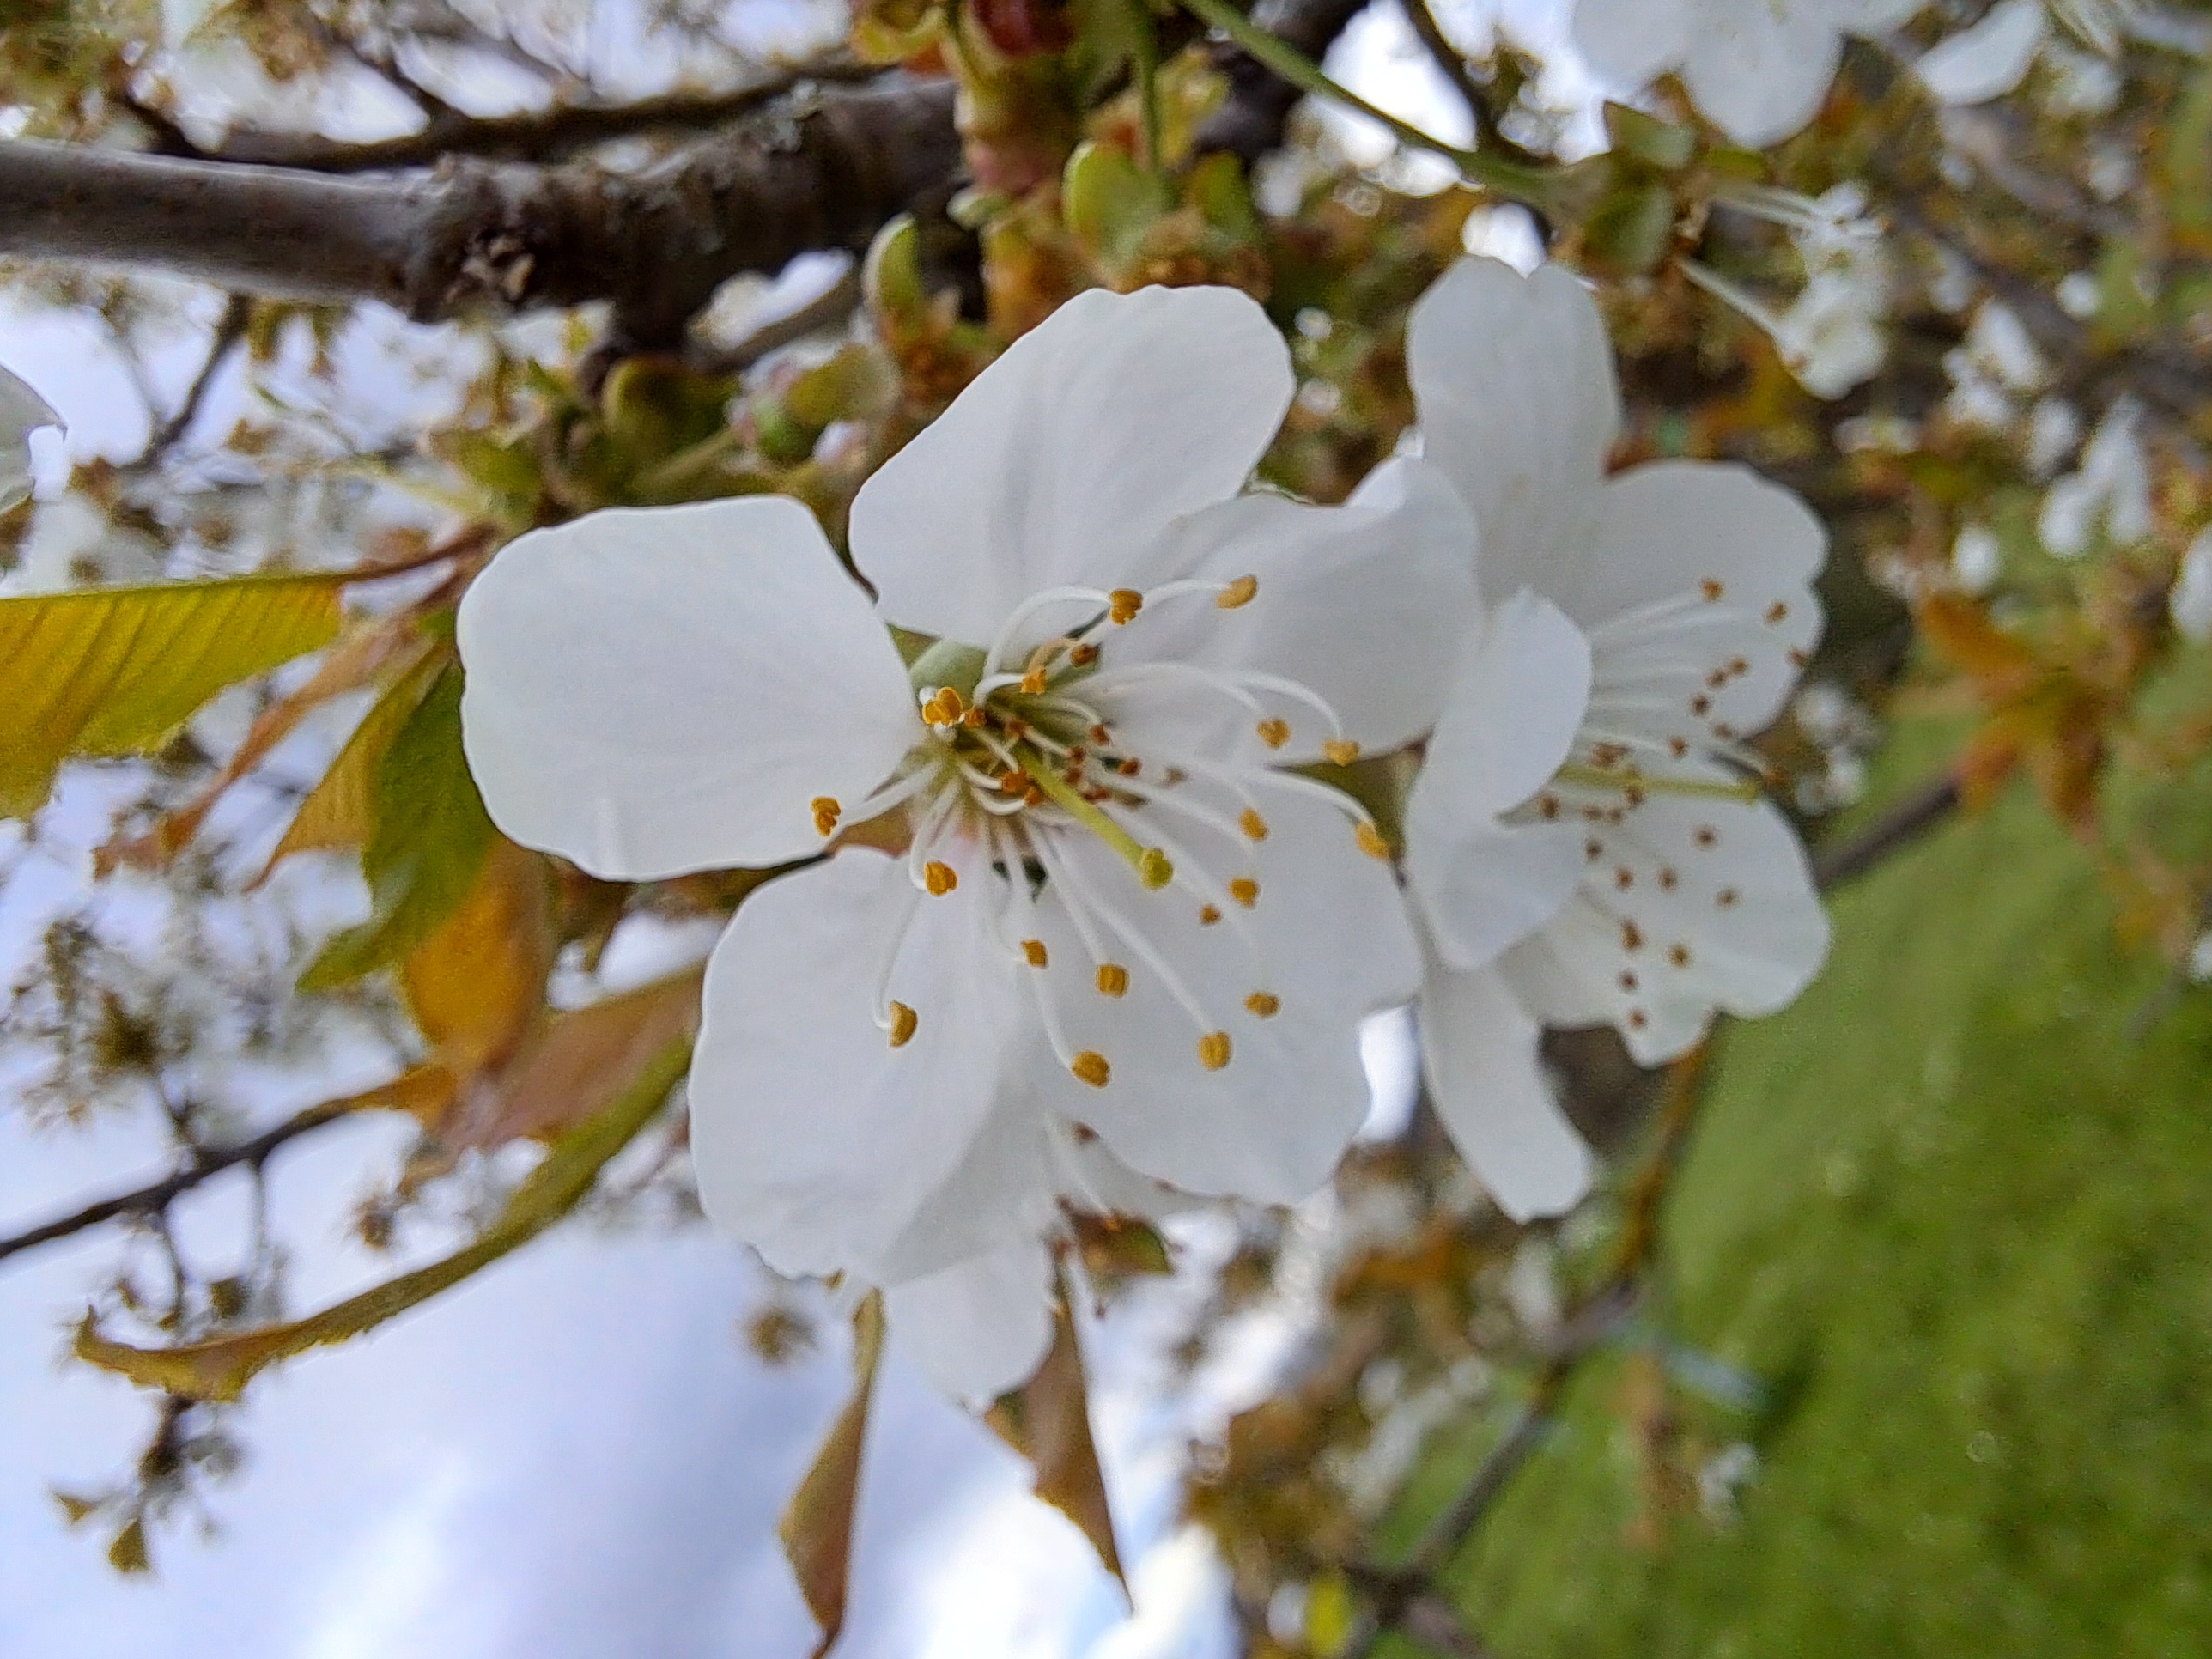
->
(1553, 763), (1762, 802)
(1018, 750), (1174, 889)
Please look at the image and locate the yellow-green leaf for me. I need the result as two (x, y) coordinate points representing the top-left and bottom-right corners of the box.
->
(782, 1294), (887, 1659)
(300, 661), (495, 989)
(259, 647), (446, 878)
(106, 1516), (151, 1576)
(0, 574), (345, 819)
(73, 1036), (690, 1403)
(399, 838), (554, 1083)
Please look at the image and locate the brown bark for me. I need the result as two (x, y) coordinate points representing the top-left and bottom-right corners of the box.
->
(0, 76), (959, 346)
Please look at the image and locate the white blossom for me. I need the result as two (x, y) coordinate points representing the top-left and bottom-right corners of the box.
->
(1952, 522), (2002, 594)
(2171, 525), (2212, 644)
(2039, 398), (2152, 557)
(1, 365), (60, 514)
(458, 286), (1481, 1399)
(1917, 0), (2140, 105)
(1573, 0), (1923, 147)
(1399, 259), (1831, 1221)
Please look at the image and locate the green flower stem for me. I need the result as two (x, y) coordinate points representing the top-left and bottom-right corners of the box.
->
(1553, 763), (1764, 802)
(1017, 749), (1175, 887)
(1176, 0), (1556, 207)
(1127, 0), (1166, 174)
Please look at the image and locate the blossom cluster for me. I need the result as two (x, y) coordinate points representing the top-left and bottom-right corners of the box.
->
(449, 264), (1833, 1405)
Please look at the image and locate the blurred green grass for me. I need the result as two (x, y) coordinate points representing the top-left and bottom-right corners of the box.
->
(1415, 716), (2212, 1656)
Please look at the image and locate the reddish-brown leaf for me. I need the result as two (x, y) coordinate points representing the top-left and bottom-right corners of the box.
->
(987, 1291), (1125, 1586)
(781, 1295), (886, 1659)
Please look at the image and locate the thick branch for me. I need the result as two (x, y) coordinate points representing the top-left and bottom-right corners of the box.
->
(0, 76), (960, 344)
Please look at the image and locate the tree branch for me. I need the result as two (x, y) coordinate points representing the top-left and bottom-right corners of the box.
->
(0, 76), (960, 346)
(1813, 774), (1961, 891)
(0, 1093), (368, 1268)
(1193, 0), (1374, 162)
(204, 59), (883, 173)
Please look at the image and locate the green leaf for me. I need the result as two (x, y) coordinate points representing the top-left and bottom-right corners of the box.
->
(73, 1036), (690, 1403)
(0, 574), (345, 819)
(299, 661), (495, 989)
(259, 647), (447, 879)
(1063, 139), (1172, 272)
(781, 1294), (887, 1659)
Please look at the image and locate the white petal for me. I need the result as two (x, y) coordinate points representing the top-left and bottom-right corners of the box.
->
(1841, 0), (1926, 28)
(1022, 787), (1419, 1203)
(1419, 957), (1592, 1221)
(1404, 592), (1593, 971)
(1106, 457), (1478, 765)
(2171, 526), (2212, 643)
(883, 1243), (1056, 1407)
(0, 365), (60, 514)
(1572, 0), (1692, 89)
(457, 497), (916, 879)
(1500, 790), (1829, 1064)
(1917, 0), (2046, 104)
(850, 286), (1294, 647)
(688, 844), (1026, 1280)
(1407, 260), (1619, 603)
(1680, 0), (1846, 146)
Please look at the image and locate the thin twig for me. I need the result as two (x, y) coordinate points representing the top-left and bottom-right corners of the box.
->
(1812, 774), (1960, 892)
(691, 264), (864, 376)
(0, 1093), (369, 1267)
(135, 294), (252, 466)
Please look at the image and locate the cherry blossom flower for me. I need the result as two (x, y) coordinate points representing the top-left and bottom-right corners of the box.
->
(1916, 0), (2138, 105)
(1, 366), (60, 514)
(458, 286), (1478, 1381)
(1399, 258), (1831, 1221)
(1573, 0), (1924, 147)
(2039, 398), (2152, 557)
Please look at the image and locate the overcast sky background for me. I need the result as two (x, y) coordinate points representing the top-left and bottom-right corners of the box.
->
(0, 3), (1594, 1653)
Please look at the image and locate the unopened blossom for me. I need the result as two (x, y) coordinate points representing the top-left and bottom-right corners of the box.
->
(1688, 186), (1893, 399)
(459, 286), (1477, 1390)
(1400, 258), (1831, 1221)
(2039, 398), (2152, 557)
(1573, 0), (1923, 146)
(1, 366), (60, 514)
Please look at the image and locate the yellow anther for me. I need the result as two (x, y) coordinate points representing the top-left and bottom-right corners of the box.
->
(1070, 641), (1100, 665)
(999, 771), (1028, 794)
(1138, 848), (1175, 890)
(1228, 877), (1259, 908)
(1022, 939), (1048, 969)
(1109, 588), (1144, 624)
(1198, 1031), (1232, 1071)
(1322, 738), (1360, 767)
(887, 1002), (918, 1048)
(1071, 1050), (1112, 1088)
(923, 860), (959, 896)
(811, 796), (842, 837)
(1255, 718), (1291, 750)
(1199, 904), (1223, 926)
(1244, 992), (1280, 1018)
(963, 707), (987, 728)
(1239, 808), (1269, 842)
(1096, 963), (1130, 997)
(1355, 822), (1392, 860)
(1216, 574), (1259, 610)
(1021, 666), (1050, 696)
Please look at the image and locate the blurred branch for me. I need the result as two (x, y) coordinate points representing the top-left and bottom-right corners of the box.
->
(133, 293), (252, 466)
(1395, 0), (1544, 172)
(693, 264), (864, 376)
(1193, 0), (1372, 162)
(0, 76), (959, 347)
(1813, 774), (1961, 891)
(0, 1090), (374, 1268)
(204, 58), (881, 172)
(1345, 1051), (1709, 1658)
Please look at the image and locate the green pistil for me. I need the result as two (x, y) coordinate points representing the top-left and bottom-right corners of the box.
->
(1016, 750), (1175, 890)
(1556, 763), (1764, 803)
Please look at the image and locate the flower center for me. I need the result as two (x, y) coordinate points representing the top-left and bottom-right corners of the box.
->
(811, 574), (1389, 1086)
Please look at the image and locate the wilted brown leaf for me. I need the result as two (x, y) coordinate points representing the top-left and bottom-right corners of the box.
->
(988, 1291), (1124, 1586)
(782, 1294), (886, 1659)
(399, 838), (554, 1085)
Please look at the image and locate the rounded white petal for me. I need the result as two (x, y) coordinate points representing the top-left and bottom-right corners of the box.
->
(1680, 0), (1846, 146)
(458, 497), (916, 879)
(1405, 592), (1594, 971)
(1107, 457), (1478, 764)
(1500, 790), (1829, 1065)
(1917, 0), (2046, 104)
(0, 365), (61, 514)
(1407, 260), (1619, 601)
(883, 1243), (1056, 1407)
(2171, 526), (2212, 644)
(1842, 0), (1926, 28)
(850, 286), (1294, 647)
(689, 843), (1025, 1280)
(1021, 788), (1419, 1202)
(1419, 957), (1592, 1222)
(1572, 0), (1692, 89)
